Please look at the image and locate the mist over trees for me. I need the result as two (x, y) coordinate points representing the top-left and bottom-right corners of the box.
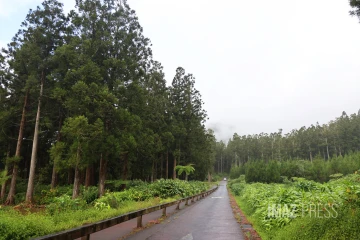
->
(0, 0), (216, 204)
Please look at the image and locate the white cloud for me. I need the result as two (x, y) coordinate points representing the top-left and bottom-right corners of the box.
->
(0, 0), (74, 17)
(0, 0), (38, 17)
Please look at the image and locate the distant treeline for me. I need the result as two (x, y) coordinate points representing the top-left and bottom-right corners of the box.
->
(214, 110), (360, 177)
(230, 152), (360, 183)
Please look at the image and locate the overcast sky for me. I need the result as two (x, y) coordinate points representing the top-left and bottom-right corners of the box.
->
(1, 0), (360, 141)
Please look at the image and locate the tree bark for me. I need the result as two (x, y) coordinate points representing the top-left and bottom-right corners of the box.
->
(99, 154), (107, 197)
(122, 153), (128, 181)
(0, 165), (9, 201)
(151, 160), (155, 182)
(26, 75), (44, 203)
(166, 151), (169, 179)
(160, 154), (163, 179)
(334, 145), (338, 157)
(50, 165), (58, 189)
(326, 138), (330, 160)
(173, 157), (176, 180)
(72, 145), (81, 199)
(339, 147), (343, 157)
(155, 158), (158, 181)
(72, 166), (80, 199)
(67, 168), (73, 185)
(1, 146), (11, 201)
(85, 164), (92, 188)
(51, 111), (62, 189)
(5, 89), (29, 205)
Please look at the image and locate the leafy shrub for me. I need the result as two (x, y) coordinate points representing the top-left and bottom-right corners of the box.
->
(94, 179), (209, 209)
(150, 179), (208, 198)
(231, 173), (360, 238)
(0, 211), (53, 240)
(230, 183), (245, 196)
(81, 186), (98, 204)
(46, 195), (87, 215)
(105, 180), (128, 191)
(127, 179), (148, 189)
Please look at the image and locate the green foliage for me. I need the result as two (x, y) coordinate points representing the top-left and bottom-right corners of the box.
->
(175, 164), (195, 180)
(0, 211), (54, 240)
(0, 198), (175, 240)
(81, 186), (98, 204)
(230, 173), (360, 239)
(126, 179), (147, 189)
(46, 195), (87, 216)
(230, 153), (360, 183)
(0, 170), (9, 185)
(151, 179), (207, 198)
(94, 179), (209, 209)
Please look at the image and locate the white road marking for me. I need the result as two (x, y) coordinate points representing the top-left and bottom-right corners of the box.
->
(180, 233), (193, 240)
(211, 196), (224, 199)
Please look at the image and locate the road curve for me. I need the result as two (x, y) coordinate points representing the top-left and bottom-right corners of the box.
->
(124, 181), (244, 240)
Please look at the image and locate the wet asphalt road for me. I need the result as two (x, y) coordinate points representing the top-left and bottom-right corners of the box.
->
(124, 181), (244, 240)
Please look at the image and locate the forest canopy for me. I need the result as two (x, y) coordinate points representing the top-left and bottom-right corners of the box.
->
(0, 0), (216, 205)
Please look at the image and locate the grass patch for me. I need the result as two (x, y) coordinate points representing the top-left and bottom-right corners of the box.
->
(229, 174), (360, 240)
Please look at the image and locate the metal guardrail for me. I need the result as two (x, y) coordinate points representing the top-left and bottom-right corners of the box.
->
(34, 185), (218, 240)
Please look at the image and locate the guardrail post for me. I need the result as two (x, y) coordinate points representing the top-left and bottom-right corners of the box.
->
(81, 235), (90, 240)
(191, 196), (194, 203)
(185, 198), (189, 206)
(162, 207), (166, 216)
(176, 201), (181, 210)
(137, 215), (142, 228)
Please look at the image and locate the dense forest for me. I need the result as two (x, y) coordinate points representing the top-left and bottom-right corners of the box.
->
(214, 110), (360, 175)
(0, 0), (216, 205)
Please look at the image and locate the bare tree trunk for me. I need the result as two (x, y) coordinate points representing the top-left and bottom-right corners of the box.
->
(151, 160), (154, 182)
(51, 111), (62, 189)
(122, 153), (128, 181)
(334, 145), (338, 157)
(0, 165), (9, 201)
(67, 168), (73, 185)
(221, 154), (223, 173)
(160, 154), (163, 179)
(99, 154), (107, 197)
(173, 157), (176, 180)
(208, 171), (211, 182)
(26, 75), (44, 203)
(72, 166), (80, 199)
(80, 168), (85, 185)
(5, 90), (29, 205)
(309, 146), (313, 162)
(85, 164), (92, 188)
(72, 146), (81, 199)
(1, 146), (11, 201)
(50, 165), (58, 189)
(166, 151), (169, 179)
(90, 166), (95, 186)
(155, 158), (158, 181)
(185, 174), (188, 181)
(326, 138), (330, 160)
(339, 147), (343, 157)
